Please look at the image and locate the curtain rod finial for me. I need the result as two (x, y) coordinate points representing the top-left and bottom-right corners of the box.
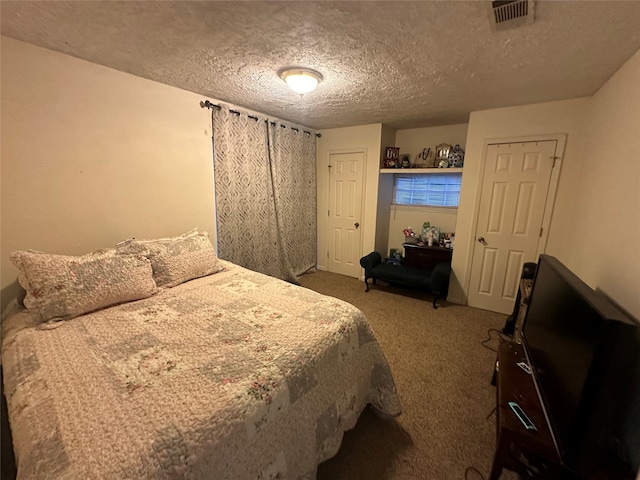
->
(200, 100), (220, 110)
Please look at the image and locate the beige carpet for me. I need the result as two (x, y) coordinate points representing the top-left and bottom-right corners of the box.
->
(299, 270), (517, 480)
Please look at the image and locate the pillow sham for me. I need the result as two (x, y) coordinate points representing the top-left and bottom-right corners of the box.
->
(116, 229), (221, 288)
(10, 249), (158, 323)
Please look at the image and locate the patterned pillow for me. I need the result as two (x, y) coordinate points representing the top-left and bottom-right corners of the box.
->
(116, 229), (221, 288)
(10, 249), (158, 322)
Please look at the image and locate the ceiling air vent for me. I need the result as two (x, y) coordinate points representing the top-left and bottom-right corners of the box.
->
(488, 0), (535, 32)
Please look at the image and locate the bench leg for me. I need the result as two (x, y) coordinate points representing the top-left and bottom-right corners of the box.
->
(432, 293), (440, 309)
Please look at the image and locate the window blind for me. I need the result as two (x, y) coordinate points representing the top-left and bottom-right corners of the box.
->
(394, 174), (462, 207)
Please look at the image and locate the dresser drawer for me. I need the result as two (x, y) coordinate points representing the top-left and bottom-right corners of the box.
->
(403, 244), (452, 271)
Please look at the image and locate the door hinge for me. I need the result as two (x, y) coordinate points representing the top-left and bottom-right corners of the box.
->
(327, 251), (329, 259)
(551, 156), (560, 168)
(328, 210), (330, 217)
(540, 227), (543, 237)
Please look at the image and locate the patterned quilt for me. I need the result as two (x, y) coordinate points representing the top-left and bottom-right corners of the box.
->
(2, 260), (401, 479)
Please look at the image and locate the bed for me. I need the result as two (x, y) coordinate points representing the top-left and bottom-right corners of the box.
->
(2, 230), (401, 480)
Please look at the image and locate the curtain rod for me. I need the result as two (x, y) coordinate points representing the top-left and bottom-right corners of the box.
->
(200, 100), (321, 138)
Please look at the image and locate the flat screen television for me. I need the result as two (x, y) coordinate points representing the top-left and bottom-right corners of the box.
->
(522, 255), (640, 479)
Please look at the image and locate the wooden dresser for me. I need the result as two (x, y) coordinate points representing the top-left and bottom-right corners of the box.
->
(402, 243), (453, 271)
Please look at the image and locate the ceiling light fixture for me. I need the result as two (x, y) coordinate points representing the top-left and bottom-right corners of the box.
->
(279, 67), (323, 95)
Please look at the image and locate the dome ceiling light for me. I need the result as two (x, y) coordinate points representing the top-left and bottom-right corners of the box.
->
(278, 67), (323, 95)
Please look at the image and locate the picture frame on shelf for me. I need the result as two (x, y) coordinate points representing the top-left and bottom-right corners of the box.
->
(383, 147), (400, 168)
(435, 143), (452, 168)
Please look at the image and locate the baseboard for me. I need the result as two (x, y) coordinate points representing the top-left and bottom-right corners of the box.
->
(446, 294), (464, 305)
(316, 265), (327, 271)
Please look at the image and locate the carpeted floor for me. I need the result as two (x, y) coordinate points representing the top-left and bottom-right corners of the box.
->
(299, 270), (518, 480)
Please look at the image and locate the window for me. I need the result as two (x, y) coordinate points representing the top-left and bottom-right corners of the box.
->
(394, 174), (462, 207)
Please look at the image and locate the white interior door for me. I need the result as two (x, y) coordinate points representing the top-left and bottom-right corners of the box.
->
(327, 151), (365, 278)
(468, 141), (558, 313)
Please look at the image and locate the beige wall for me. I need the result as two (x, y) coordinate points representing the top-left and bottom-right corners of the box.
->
(453, 49), (639, 318)
(565, 49), (640, 318)
(387, 205), (458, 256)
(386, 123), (468, 256)
(395, 123), (469, 166)
(316, 124), (383, 271)
(1, 37), (216, 311)
(375, 124), (397, 256)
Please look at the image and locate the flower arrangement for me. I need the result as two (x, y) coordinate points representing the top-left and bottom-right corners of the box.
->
(403, 227), (419, 244)
(404, 223), (446, 247)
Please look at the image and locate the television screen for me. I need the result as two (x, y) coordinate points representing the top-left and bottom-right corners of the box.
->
(522, 255), (639, 479)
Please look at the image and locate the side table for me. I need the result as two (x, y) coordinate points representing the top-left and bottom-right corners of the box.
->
(491, 340), (564, 479)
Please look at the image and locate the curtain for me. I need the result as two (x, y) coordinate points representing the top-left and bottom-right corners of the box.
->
(212, 106), (317, 283)
(267, 121), (317, 278)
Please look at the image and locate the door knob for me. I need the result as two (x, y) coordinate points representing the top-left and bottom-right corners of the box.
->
(478, 236), (486, 244)
(354, 222), (360, 229)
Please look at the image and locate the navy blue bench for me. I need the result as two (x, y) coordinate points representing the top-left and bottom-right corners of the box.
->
(359, 251), (451, 309)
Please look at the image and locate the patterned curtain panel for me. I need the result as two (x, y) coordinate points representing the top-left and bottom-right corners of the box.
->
(212, 107), (317, 283)
(267, 122), (318, 279)
(212, 109), (276, 276)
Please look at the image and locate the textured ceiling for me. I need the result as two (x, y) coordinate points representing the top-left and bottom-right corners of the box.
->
(2, 1), (640, 130)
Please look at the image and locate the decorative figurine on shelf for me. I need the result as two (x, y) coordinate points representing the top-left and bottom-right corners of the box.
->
(448, 144), (465, 168)
(431, 226), (441, 245)
(383, 147), (400, 168)
(443, 232), (455, 249)
(415, 147), (433, 168)
(426, 230), (434, 246)
(401, 155), (411, 168)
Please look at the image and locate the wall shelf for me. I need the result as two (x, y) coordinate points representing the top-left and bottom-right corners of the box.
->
(380, 168), (463, 174)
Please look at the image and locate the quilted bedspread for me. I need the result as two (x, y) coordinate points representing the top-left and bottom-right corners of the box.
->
(2, 260), (401, 480)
